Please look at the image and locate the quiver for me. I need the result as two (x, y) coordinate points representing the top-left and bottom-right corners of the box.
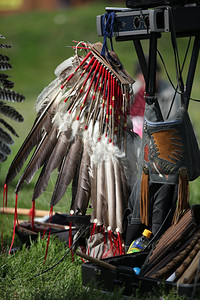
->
(140, 100), (200, 226)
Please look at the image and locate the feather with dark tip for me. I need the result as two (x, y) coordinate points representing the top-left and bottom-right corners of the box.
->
(50, 136), (83, 206)
(15, 126), (58, 193)
(71, 143), (91, 215)
(0, 89), (25, 102)
(0, 118), (19, 137)
(0, 126), (14, 145)
(0, 101), (23, 122)
(32, 131), (71, 200)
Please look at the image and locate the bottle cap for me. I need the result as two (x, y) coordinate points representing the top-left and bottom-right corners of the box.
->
(142, 229), (152, 239)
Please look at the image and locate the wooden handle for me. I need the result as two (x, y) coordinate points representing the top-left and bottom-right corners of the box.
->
(76, 250), (116, 271)
(0, 207), (61, 217)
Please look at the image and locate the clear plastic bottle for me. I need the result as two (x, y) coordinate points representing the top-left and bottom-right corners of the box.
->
(127, 229), (152, 254)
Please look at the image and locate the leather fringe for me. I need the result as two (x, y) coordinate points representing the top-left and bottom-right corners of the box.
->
(172, 167), (189, 225)
(140, 165), (149, 226)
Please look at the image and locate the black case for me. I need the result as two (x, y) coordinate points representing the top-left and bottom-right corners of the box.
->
(126, 0), (198, 9)
(82, 251), (200, 298)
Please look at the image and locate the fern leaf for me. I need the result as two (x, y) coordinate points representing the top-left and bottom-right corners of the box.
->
(0, 101), (24, 122)
(0, 118), (19, 137)
(0, 62), (12, 71)
(0, 140), (11, 155)
(0, 126), (14, 144)
(0, 89), (25, 102)
(0, 54), (9, 62)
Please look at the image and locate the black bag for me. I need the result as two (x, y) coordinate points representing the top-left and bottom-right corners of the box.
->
(140, 101), (200, 226)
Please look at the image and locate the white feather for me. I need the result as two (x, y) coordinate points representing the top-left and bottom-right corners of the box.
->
(54, 56), (77, 77)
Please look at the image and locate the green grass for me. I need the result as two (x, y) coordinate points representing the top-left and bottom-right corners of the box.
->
(0, 1), (200, 299)
(0, 236), (187, 300)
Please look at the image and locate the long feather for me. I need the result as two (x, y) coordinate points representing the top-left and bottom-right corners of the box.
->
(71, 143), (91, 215)
(114, 159), (128, 233)
(50, 136), (83, 206)
(15, 126), (58, 193)
(96, 160), (106, 226)
(32, 131), (71, 200)
(89, 161), (97, 223)
(5, 91), (61, 185)
(105, 156), (116, 232)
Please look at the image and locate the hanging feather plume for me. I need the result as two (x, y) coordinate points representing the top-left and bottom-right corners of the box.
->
(6, 41), (141, 256)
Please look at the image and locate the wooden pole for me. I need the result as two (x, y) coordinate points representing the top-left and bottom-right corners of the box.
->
(0, 207), (61, 217)
(76, 250), (116, 271)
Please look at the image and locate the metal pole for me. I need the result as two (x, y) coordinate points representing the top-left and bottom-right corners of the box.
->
(146, 32), (163, 121)
(133, 39), (148, 83)
(185, 35), (200, 109)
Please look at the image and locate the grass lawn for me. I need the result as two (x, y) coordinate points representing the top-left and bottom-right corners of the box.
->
(0, 1), (200, 299)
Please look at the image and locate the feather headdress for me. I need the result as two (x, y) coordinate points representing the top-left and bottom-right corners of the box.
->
(5, 41), (140, 256)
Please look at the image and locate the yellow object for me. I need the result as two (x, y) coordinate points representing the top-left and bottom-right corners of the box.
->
(143, 229), (152, 239)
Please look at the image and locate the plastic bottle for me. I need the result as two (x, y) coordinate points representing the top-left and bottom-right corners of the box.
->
(127, 229), (152, 254)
